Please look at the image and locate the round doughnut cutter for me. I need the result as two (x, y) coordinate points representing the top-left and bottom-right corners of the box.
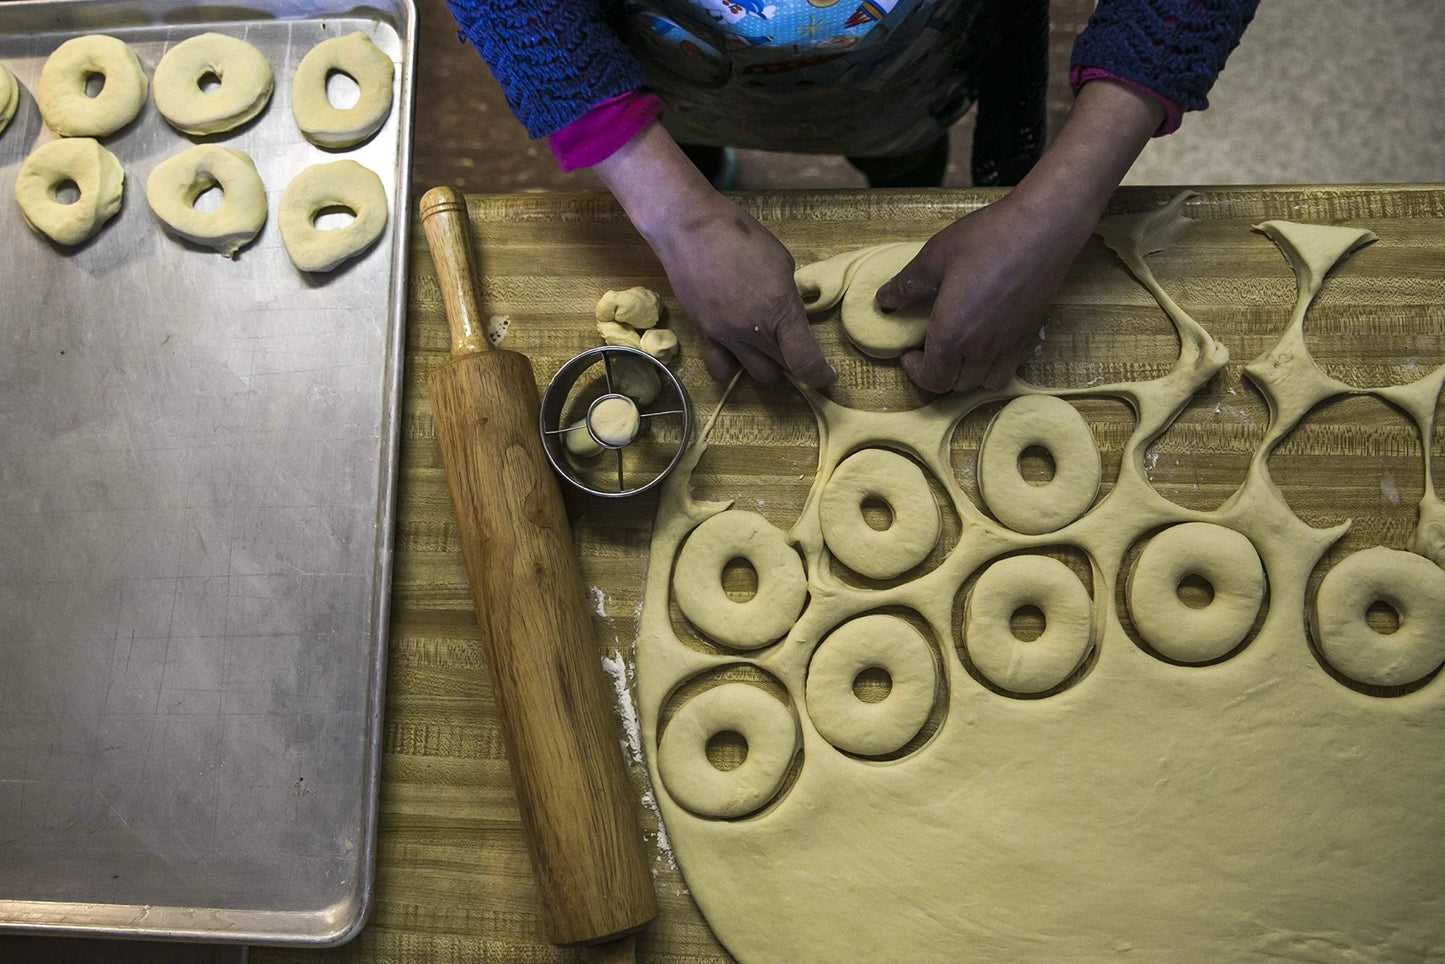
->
(539, 346), (692, 498)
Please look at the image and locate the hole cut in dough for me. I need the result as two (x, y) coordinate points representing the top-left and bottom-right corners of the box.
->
(673, 510), (807, 651)
(1313, 546), (1445, 688)
(978, 395), (1101, 535)
(819, 448), (940, 580)
(1127, 523), (1266, 665)
(805, 614), (936, 757)
(964, 554), (1094, 695)
(36, 34), (148, 137)
(658, 682), (797, 819)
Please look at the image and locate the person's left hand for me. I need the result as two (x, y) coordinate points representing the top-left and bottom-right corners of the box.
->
(875, 192), (1091, 393)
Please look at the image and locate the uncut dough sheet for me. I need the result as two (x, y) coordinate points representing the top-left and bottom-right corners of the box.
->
(635, 196), (1445, 961)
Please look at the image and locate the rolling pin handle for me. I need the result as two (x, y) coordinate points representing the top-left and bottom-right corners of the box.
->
(419, 185), (493, 359)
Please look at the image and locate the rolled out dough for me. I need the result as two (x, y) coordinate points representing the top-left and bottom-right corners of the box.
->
(636, 193), (1445, 961)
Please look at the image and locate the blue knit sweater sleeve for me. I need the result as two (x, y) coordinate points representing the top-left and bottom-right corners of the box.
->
(446, 0), (646, 138)
(1071, 0), (1260, 112)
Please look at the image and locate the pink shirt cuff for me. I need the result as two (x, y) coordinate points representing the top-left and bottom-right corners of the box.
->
(547, 90), (664, 172)
(1070, 67), (1184, 137)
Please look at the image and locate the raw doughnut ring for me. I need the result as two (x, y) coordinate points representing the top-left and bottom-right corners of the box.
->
(277, 160), (388, 272)
(673, 510), (807, 650)
(145, 144), (266, 257)
(978, 395), (1101, 535)
(805, 614), (936, 756)
(14, 137), (124, 246)
(964, 554), (1094, 694)
(1127, 522), (1265, 663)
(1313, 546), (1445, 687)
(0, 62), (18, 136)
(658, 682), (797, 819)
(290, 32), (394, 149)
(152, 32), (273, 135)
(820, 448), (940, 579)
(36, 34), (148, 137)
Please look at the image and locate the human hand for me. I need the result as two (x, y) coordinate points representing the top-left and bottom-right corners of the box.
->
(594, 122), (834, 386)
(875, 193), (1087, 393)
(648, 190), (835, 386)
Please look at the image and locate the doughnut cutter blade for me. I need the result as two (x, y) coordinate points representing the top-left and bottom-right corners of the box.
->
(539, 346), (692, 498)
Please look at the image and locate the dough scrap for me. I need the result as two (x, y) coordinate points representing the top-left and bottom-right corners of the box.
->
(964, 554), (1094, 694)
(152, 32), (273, 135)
(1313, 546), (1445, 687)
(37, 34), (148, 137)
(1127, 522), (1265, 663)
(290, 31), (394, 149)
(641, 327), (679, 362)
(14, 137), (124, 245)
(0, 62), (17, 136)
(562, 419), (603, 459)
(145, 144), (266, 256)
(596, 286), (662, 330)
(978, 394), (1101, 535)
(634, 196), (1445, 962)
(277, 160), (388, 272)
(673, 510), (807, 651)
(597, 319), (643, 349)
(611, 355), (662, 405)
(805, 613), (936, 756)
(589, 395), (640, 447)
(818, 447), (939, 579)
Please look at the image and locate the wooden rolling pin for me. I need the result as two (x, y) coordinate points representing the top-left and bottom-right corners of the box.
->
(419, 186), (658, 956)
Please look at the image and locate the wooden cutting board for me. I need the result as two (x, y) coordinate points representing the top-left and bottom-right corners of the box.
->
(255, 186), (1445, 963)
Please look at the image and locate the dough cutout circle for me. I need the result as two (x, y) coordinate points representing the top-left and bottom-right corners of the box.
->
(658, 682), (797, 819)
(277, 160), (388, 272)
(978, 394), (1101, 535)
(673, 510), (807, 650)
(14, 137), (124, 246)
(805, 614), (936, 756)
(819, 447), (940, 580)
(588, 394), (641, 447)
(145, 144), (266, 256)
(0, 63), (18, 136)
(37, 34), (148, 137)
(964, 554), (1094, 694)
(290, 32), (394, 149)
(1127, 522), (1265, 664)
(1313, 546), (1445, 688)
(152, 32), (273, 135)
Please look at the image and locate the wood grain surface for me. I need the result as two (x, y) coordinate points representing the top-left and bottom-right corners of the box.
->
(254, 186), (1445, 963)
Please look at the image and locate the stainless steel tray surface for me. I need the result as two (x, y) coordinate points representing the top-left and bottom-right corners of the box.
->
(0, 0), (415, 945)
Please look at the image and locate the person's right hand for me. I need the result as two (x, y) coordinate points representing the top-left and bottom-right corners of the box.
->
(595, 122), (834, 386)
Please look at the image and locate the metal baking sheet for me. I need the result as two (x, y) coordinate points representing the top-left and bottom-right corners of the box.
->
(0, 0), (414, 945)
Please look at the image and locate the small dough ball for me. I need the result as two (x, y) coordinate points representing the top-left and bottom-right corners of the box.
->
(589, 396), (641, 447)
(596, 286), (662, 330)
(0, 63), (18, 136)
(14, 137), (124, 246)
(563, 419), (603, 459)
(278, 159), (389, 273)
(290, 32), (394, 149)
(37, 35), (148, 137)
(612, 356), (662, 405)
(641, 328), (679, 363)
(152, 32), (274, 135)
(145, 144), (267, 256)
(597, 320), (643, 349)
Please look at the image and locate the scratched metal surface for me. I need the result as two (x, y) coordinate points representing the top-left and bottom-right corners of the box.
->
(0, 0), (414, 945)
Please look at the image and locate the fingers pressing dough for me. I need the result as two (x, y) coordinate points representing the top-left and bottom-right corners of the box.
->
(153, 32), (273, 135)
(278, 159), (388, 272)
(37, 35), (148, 137)
(145, 144), (266, 256)
(15, 137), (125, 245)
(290, 32), (394, 149)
